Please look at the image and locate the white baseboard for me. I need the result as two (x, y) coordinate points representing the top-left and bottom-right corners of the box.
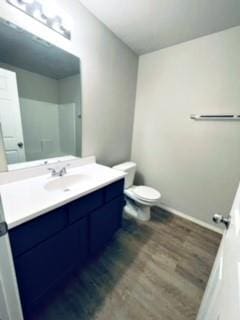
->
(158, 203), (223, 235)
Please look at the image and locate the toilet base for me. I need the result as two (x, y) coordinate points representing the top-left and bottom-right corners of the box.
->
(124, 198), (151, 222)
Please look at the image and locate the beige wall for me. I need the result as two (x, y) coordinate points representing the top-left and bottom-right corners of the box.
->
(0, 0), (138, 167)
(132, 26), (240, 227)
(0, 63), (59, 104)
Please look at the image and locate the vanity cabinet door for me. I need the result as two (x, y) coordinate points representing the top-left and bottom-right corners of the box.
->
(89, 196), (124, 255)
(14, 218), (87, 312)
(104, 179), (124, 202)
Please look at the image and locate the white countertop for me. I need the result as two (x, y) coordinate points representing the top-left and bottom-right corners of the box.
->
(0, 163), (125, 229)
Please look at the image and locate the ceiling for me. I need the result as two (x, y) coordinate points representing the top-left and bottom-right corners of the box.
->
(79, 0), (240, 55)
(0, 19), (80, 79)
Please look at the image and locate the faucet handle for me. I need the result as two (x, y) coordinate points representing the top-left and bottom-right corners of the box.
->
(59, 164), (70, 176)
(48, 167), (57, 176)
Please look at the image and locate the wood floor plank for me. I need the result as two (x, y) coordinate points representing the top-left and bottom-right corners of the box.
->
(30, 208), (221, 320)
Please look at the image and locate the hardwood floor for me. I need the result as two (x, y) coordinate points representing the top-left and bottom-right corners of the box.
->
(31, 208), (221, 320)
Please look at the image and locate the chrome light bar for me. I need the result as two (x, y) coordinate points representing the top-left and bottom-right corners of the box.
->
(6, 0), (71, 40)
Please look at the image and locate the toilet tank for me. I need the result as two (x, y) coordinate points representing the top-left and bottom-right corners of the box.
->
(112, 162), (136, 189)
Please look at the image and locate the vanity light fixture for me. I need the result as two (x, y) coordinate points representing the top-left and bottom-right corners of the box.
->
(6, 0), (71, 39)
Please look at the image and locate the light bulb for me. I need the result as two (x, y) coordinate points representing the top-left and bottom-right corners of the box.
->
(61, 14), (73, 33)
(25, 1), (44, 21)
(32, 7), (42, 20)
(21, 0), (34, 4)
(51, 16), (62, 32)
(40, 0), (57, 19)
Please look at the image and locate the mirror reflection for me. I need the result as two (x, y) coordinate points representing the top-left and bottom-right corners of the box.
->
(0, 19), (81, 170)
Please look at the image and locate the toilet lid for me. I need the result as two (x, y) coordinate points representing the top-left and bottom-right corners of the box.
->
(132, 186), (160, 201)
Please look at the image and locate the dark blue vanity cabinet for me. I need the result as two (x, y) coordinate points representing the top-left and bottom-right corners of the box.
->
(9, 179), (124, 316)
(90, 196), (124, 255)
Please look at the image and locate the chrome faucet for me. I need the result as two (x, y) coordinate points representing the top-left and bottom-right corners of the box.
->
(48, 164), (70, 177)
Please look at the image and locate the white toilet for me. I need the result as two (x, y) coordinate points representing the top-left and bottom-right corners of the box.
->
(113, 162), (161, 221)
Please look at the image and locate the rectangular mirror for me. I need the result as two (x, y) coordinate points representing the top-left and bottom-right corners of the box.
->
(0, 18), (81, 171)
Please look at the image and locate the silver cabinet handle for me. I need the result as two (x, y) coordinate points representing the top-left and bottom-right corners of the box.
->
(213, 213), (231, 229)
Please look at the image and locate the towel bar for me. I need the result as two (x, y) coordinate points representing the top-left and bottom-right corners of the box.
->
(190, 114), (240, 120)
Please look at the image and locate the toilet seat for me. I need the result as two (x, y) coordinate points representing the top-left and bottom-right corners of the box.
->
(125, 185), (161, 204)
(132, 186), (161, 202)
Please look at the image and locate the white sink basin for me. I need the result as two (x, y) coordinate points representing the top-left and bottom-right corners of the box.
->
(44, 174), (91, 192)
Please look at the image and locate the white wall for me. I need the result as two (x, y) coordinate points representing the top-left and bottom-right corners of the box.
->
(132, 26), (240, 227)
(0, 0), (138, 167)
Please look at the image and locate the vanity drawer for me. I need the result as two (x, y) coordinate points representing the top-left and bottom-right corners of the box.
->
(68, 189), (104, 223)
(9, 206), (68, 257)
(104, 179), (124, 202)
